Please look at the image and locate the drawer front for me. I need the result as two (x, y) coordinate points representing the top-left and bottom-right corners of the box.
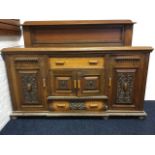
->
(50, 101), (70, 111)
(49, 100), (107, 111)
(49, 57), (104, 69)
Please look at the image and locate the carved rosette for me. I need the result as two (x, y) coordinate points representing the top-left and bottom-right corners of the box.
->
(85, 80), (97, 90)
(58, 80), (69, 90)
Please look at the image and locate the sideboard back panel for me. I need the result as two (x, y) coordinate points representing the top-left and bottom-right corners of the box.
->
(23, 20), (134, 47)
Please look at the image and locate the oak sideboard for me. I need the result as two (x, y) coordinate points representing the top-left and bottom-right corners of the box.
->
(2, 20), (153, 118)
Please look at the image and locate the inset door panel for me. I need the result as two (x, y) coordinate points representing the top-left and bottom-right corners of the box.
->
(78, 70), (104, 96)
(15, 69), (47, 111)
(50, 70), (76, 96)
(113, 69), (138, 105)
(56, 77), (72, 90)
(17, 70), (42, 105)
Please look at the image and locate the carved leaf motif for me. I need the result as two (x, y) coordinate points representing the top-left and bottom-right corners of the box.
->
(20, 73), (39, 104)
(70, 102), (85, 110)
(116, 72), (135, 104)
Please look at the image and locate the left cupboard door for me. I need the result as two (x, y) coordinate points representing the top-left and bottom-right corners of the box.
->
(6, 56), (48, 112)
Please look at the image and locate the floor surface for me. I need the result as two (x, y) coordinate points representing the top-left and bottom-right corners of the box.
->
(0, 101), (155, 135)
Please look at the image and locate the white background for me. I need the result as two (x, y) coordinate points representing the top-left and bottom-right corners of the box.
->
(0, 0), (155, 154)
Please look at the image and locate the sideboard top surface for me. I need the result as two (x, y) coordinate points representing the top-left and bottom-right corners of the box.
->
(2, 46), (153, 55)
(23, 20), (135, 26)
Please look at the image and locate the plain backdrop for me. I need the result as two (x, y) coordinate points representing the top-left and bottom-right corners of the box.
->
(0, 0), (155, 154)
(0, 0), (155, 100)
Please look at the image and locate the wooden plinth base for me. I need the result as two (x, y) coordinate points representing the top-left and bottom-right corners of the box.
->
(10, 111), (147, 119)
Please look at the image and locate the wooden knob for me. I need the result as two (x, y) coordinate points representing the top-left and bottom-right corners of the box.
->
(56, 104), (66, 108)
(55, 61), (65, 65)
(89, 104), (98, 108)
(88, 60), (98, 65)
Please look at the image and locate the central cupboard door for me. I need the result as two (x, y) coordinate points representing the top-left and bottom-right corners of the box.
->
(50, 69), (104, 96)
(77, 70), (104, 96)
(50, 70), (76, 96)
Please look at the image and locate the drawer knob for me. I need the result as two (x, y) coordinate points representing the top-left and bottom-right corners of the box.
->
(89, 60), (98, 65)
(89, 103), (98, 108)
(55, 61), (65, 65)
(56, 104), (66, 108)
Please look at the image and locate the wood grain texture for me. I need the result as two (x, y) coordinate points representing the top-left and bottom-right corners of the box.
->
(23, 20), (135, 26)
(22, 20), (134, 47)
(1, 20), (153, 117)
(49, 57), (104, 69)
(0, 19), (21, 36)
(10, 111), (147, 117)
(2, 46), (153, 53)
(2, 47), (153, 116)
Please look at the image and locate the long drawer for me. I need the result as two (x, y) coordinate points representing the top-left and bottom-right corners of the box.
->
(49, 57), (104, 69)
(48, 100), (108, 111)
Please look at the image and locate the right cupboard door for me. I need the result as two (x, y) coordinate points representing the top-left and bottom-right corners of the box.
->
(109, 55), (144, 111)
(77, 69), (104, 96)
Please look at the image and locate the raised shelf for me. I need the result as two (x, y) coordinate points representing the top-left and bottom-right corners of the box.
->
(22, 20), (134, 47)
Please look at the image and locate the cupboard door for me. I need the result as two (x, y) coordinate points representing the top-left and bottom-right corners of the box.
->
(77, 70), (104, 96)
(50, 70), (76, 96)
(109, 55), (142, 110)
(11, 56), (48, 111)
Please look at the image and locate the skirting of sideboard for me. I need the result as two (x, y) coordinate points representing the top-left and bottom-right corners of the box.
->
(10, 111), (147, 117)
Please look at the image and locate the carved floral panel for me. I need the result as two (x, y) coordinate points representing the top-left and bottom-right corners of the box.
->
(115, 70), (136, 104)
(19, 71), (40, 104)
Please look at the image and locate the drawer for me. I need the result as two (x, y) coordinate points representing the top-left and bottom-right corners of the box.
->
(50, 101), (70, 111)
(85, 101), (105, 111)
(49, 100), (107, 111)
(49, 57), (104, 69)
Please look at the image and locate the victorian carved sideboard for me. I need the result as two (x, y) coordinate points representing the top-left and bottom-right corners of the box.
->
(1, 20), (153, 118)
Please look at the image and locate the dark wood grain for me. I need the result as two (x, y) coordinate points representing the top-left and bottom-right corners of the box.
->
(23, 20), (135, 26)
(2, 47), (153, 116)
(0, 19), (21, 36)
(1, 20), (153, 117)
(22, 20), (134, 47)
